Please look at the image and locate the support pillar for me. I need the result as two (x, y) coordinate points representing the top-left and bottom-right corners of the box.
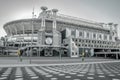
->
(116, 53), (118, 59)
(38, 47), (40, 56)
(59, 49), (62, 60)
(52, 9), (58, 30)
(105, 53), (106, 58)
(40, 6), (47, 30)
(96, 54), (97, 57)
(103, 50), (106, 58)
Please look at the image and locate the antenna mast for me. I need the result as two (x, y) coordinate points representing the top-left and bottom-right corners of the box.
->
(32, 0), (36, 18)
(32, 7), (35, 18)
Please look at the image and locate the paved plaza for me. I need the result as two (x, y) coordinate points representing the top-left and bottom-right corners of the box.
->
(0, 62), (120, 80)
(0, 57), (120, 80)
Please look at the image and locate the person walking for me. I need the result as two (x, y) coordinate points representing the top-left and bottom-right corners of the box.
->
(82, 49), (85, 61)
(17, 49), (22, 62)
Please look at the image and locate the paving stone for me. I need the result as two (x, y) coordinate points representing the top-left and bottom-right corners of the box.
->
(45, 75), (53, 77)
(0, 77), (7, 79)
(51, 78), (58, 80)
(58, 73), (65, 76)
(79, 71), (86, 74)
(74, 79), (81, 80)
(113, 72), (119, 73)
(31, 76), (39, 79)
(1, 74), (9, 77)
(97, 73), (104, 74)
(65, 76), (71, 78)
(16, 75), (23, 78)
(87, 77), (94, 79)
(69, 73), (76, 75)
(98, 75), (105, 78)
(15, 78), (23, 80)
(112, 79), (120, 80)
(29, 74), (36, 77)
(117, 74), (120, 75)
(88, 73), (94, 75)
(108, 74), (115, 77)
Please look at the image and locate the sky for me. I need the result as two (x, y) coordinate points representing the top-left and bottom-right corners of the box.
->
(0, 0), (120, 38)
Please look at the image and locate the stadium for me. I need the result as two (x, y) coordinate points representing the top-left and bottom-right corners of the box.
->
(2, 6), (120, 58)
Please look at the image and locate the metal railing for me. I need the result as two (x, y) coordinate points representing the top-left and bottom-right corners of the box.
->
(95, 52), (120, 54)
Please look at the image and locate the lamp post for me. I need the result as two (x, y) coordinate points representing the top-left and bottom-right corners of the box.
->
(59, 48), (62, 60)
(29, 20), (33, 64)
(5, 36), (8, 56)
(82, 47), (85, 61)
(29, 9), (35, 64)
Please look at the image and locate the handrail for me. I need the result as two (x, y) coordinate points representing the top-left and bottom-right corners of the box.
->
(95, 52), (120, 54)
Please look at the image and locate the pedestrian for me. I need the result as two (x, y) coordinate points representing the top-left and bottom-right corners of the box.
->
(17, 49), (22, 62)
(82, 51), (85, 61)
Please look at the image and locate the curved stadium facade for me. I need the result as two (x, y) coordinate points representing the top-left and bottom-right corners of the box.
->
(3, 6), (120, 58)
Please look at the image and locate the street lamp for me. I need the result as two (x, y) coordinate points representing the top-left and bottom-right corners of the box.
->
(29, 9), (35, 64)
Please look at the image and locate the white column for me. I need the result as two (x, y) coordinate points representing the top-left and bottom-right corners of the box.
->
(40, 6), (48, 30)
(116, 53), (118, 59)
(41, 17), (45, 30)
(52, 9), (58, 30)
(76, 30), (79, 38)
(108, 23), (113, 41)
(39, 47), (40, 56)
(114, 24), (118, 37)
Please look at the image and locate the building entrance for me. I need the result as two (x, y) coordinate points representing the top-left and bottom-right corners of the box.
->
(44, 48), (53, 56)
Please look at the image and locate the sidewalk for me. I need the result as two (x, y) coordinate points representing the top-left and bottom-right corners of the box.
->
(0, 57), (120, 67)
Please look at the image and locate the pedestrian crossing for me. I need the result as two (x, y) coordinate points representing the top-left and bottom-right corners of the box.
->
(0, 62), (120, 80)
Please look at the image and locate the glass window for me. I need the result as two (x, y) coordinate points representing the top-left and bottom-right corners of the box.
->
(92, 41), (94, 43)
(79, 39), (81, 42)
(95, 41), (96, 43)
(87, 32), (89, 38)
(104, 35), (107, 40)
(72, 47), (74, 50)
(72, 38), (74, 41)
(75, 53), (77, 55)
(99, 34), (102, 39)
(82, 40), (84, 42)
(72, 43), (74, 46)
(109, 36), (112, 40)
(76, 39), (77, 42)
(71, 30), (75, 36)
(79, 31), (83, 36)
(93, 34), (96, 38)
(72, 52), (74, 55)
(89, 40), (91, 43)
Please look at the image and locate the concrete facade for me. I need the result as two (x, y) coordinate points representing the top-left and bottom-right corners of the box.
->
(2, 6), (120, 58)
